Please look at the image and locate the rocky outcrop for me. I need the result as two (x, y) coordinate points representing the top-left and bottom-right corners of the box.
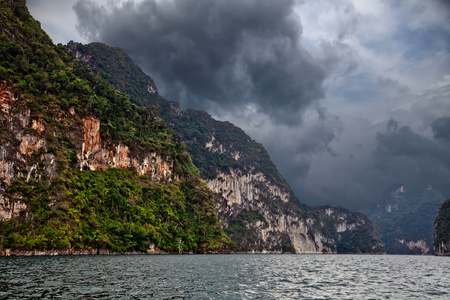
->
(0, 80), (176, 221)
(207, 167), (383, 254)
(394, 239), (430, 255)
(434, 199), (450, 256)
(80, 116), (175, 182)
(0, 194), (26, 221)
(0, 81), (38, 220)
(207, 169), (289, 208)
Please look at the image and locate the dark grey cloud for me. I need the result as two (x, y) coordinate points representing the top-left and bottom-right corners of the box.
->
(431, 117), (450, 141)
(374, 121), (450, 195)
(271, 83), (450, 210)
(70, 0), (450, 210)
(74, 0), (327, 125)
(386, 119), (399, 132)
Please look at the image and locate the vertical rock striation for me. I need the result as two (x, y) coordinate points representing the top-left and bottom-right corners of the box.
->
(434, 199), (450, 256)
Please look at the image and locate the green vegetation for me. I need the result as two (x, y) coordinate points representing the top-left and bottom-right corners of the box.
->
(66, 41), (159, 108)
(0, 0), (232, 253)
(225, 209), (264, 251)
(366, 185), (445, 254)
(0, 1), (189, 163)
(0, 169), (231, 253)
(224, 208), (294, 252)
(336, 226), (383, 254)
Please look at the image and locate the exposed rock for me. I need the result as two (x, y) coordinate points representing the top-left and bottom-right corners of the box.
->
(147, 83), (157, 95)
(19, 134), (46, 156)
(434, 199), (450, 256)
(0, 193), (26, 221)
(208, 168), (383, 254)
(31, 118), (45, 134)
(0, 81), (177, 221)
(207, 168), (289, 208)
(80, 116), (175, 182)
(395, 239), (430, 255)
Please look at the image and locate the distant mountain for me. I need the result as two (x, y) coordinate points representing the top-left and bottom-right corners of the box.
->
(365, 184), (445, 254)
(0, 0), (233, 255)
(67, 41), (385, 254)
(434, 199), (450, 256)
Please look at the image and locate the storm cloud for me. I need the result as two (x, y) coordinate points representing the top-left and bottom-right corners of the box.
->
(57, 0), (450, 210)
(374, 120), (450, 195)
(74, 0), (327, 125)
(287, 84), (450, 210)
(431, 117), (450, 141)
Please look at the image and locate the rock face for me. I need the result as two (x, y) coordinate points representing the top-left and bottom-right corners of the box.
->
(67, 41), (385, 254)
(365, 184), (445, 254)
(80, 116), (175, 182)
(0, 81), (35, 221)
(202, 156), (382, 254)
(434, 199), (450, 256)
(0, 1), (234, 255)
(0, 81), (175, 221)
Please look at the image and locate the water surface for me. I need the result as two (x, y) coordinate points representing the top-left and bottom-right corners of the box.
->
(0, 254), (448, 299)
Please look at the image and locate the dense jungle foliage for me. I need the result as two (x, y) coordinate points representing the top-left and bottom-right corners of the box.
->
(0, 0), (233, 253)
(0, 169), (230, 253)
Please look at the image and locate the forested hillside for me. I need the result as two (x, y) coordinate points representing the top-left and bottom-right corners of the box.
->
(0, 0), (232, 254)
(365, 184), (444, 254)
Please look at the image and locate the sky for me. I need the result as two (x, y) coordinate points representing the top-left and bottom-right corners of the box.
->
(27, 0), (450, 210)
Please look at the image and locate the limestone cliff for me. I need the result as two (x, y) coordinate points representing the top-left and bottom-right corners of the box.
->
(0, 0), (233, 254)
(68, 41), (385, 254)
(80, 115), (175, 182)
(204, 162), (381, 253)
(0, 81), (176, 221)
(434, 199), (450, 256)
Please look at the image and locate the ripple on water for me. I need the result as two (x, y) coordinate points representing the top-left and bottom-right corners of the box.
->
(0, 255), (449, 299)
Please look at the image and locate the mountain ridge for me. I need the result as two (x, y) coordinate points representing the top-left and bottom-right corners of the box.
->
(67, 41), (385, 254)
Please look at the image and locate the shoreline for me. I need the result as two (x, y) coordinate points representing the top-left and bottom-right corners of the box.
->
(0, 248), (392, 256)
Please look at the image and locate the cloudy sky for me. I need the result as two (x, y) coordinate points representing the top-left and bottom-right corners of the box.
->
(28, 0), (450, 210)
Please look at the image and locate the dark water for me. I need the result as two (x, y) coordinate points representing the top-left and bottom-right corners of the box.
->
(0, 254), (448, 299)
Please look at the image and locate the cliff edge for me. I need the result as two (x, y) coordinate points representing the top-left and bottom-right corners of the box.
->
(434, 199), (450, 256)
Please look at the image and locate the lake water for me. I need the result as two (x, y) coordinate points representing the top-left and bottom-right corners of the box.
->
(0, 254), (448, 299)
